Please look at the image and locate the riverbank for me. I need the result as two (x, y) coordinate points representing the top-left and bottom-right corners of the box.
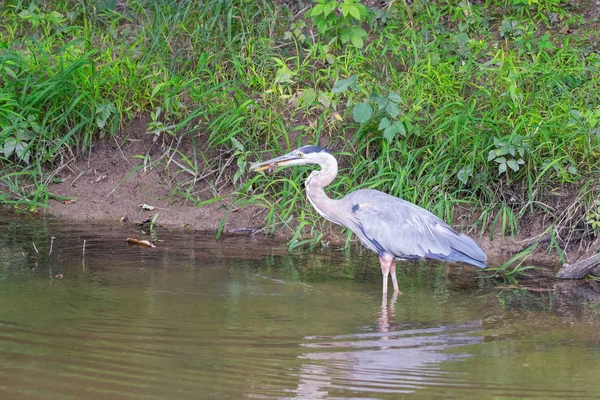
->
(1, 1), (600, 276)
(44, 119), (589, 273)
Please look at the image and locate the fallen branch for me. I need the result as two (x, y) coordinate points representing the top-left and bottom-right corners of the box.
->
(556, 253), (600, 279)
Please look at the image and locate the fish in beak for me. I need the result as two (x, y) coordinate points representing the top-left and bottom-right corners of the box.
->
(249, 152), (304, 172)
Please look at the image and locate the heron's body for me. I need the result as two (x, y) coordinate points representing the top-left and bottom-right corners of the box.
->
(251, 145), (486, 293)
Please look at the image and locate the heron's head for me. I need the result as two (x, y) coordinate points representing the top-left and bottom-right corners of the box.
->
(250, 145), (333, 172)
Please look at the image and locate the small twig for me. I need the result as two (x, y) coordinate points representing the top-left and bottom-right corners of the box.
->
(114, 135), (134, 167)
(43, 157), (76, 188)
(49, 236), (55, 256)
(82, 239), (86, 271)
(71, 168), (90, 187)
(32, 242), (39, 254)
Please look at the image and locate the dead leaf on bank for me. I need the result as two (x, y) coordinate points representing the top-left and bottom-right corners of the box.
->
(139, 203), (155, 210)
(125, 238), (156, 248)
(62, 199), (78, 204)
(120, 216), (129, 223)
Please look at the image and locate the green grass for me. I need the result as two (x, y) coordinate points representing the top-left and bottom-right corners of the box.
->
(1, 0), (599, 259)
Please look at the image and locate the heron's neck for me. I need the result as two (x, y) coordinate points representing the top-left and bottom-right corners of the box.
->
(305, 155), (341, 224)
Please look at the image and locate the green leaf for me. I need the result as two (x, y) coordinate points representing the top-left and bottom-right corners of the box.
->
(351, 26), (367, 37)
(16, 130), (33, 141)
(383, 125), (398, 142)
(388, 92), (402, 103)
(385, 101), (399, 118)
(15, 141), (28, 161)
(348, 4), (360, 19)
(506, 159), (519, 172)
(299, 88), (317, 108)
(487, 150), (497, 161)
(317, 91), (331, 108)
(457, 166), (473, 184)
(455, 32), (469, 46)
(347, 74), (360, 91)
(151, 82), (165, 98)
(355, 3), (369, 17)
(350, 35), (364, 48)
(393, 120), (406, 137)
(378, 117), (391, 130)
(373, 95), (388, 110)
(3, 66), (17, 79)
(498, 162), (507, 174)
(230, 136), (244, 152)
(3, 138), (17, 157)
(310, 4), (324, 16)
(332, 78), (350, 93)
(353, 102), (373, 123)
(340, 28), (352, 44)
(340, 3), (350, 17)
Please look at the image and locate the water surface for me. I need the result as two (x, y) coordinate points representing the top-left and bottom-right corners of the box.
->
(1, 213), (599, 399)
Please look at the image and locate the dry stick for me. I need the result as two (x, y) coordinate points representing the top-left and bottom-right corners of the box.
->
(557, 253), (600, 279)
(49, 236), (55, 256)
(114, 135), (134, 166)
(32, 242), (39, 254)
(82, 239), (86, 271)
(44, 157), (76, 188)
(71, 168), (90, 187)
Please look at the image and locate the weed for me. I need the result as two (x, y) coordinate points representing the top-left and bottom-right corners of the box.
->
(308, 0), (370, 49)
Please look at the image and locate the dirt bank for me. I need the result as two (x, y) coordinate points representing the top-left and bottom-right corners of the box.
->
(47, 117), (264, 234)
(45, 118), (594, 272)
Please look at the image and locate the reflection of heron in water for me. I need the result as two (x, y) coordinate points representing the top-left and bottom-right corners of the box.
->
(294, 297), (484, 398)
(378, 292), (399, 344)
(251, 145), (487, 294)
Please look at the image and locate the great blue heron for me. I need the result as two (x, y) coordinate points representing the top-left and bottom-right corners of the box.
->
(251, 145), (487, 293)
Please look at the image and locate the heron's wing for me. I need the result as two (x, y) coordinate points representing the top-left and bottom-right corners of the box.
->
(346, 190), (485, 263)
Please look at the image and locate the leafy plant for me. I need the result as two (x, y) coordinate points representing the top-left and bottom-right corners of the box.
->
(148, 107), (170, 138)
(331, 75), (406, 143)
(307, 0), (370, 48)
(585, 200), (600, 236)
(17, 3), (66, 36)
(569, 108), (600, 138)
(0, 114), (42, 165)
(95, 103), (116, 130)
(284, 21), (307, 43)
(230, 137), (248, 186)
(488, 136), (528, 176)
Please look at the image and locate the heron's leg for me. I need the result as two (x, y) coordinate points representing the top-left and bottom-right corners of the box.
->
(379, 255), (393, 294)
(390, 261), (401, 294)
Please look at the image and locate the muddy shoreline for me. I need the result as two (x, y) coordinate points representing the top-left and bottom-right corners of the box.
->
(40, 120), (596, 273)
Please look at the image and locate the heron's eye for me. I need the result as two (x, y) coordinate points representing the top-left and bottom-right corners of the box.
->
(297, 152), (304, 157)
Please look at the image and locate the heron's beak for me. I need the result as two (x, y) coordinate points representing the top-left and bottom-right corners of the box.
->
(250, 153), (301, 172)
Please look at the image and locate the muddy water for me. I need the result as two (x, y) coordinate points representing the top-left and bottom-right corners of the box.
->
(1, 214), (600, 399)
